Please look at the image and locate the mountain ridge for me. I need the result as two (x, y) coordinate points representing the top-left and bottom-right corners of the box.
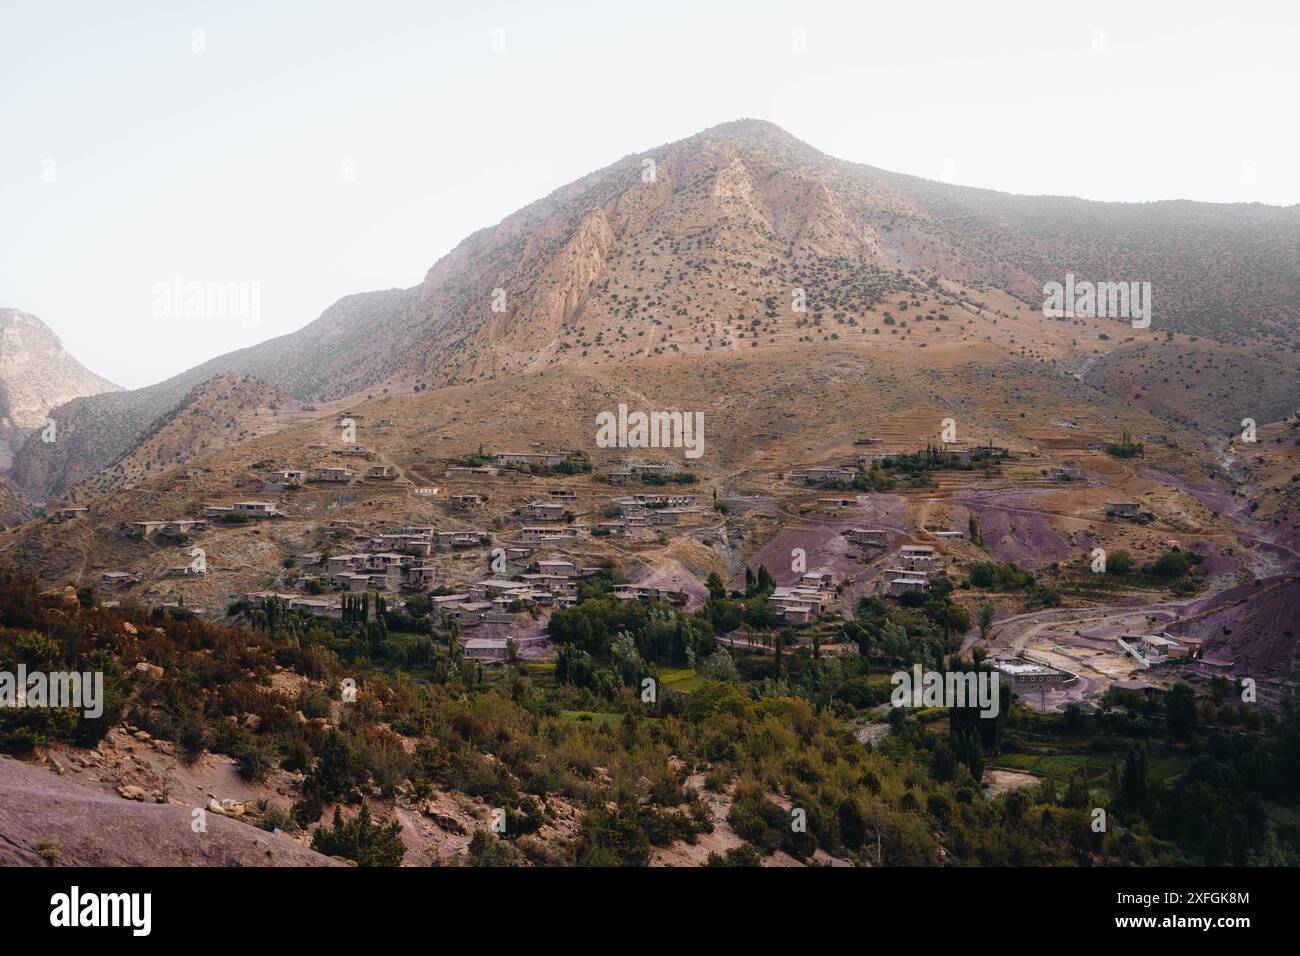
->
(7, 119), (1298, 499)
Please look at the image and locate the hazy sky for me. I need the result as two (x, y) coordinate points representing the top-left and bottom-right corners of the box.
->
(2, 0), (1296, 389)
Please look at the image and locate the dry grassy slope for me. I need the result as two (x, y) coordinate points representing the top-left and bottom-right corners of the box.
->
(397, 120), (1036, 388)
(0, 302), (1260, 610)
(7, 291), (409, 499)
(69, 372), (293, 500)
(867, 170), (1300, 346)
(393, 119), (1299, 388)
(0, 474), (34, 529)
(1229, 419), (1300, 527)
(1082, 338), (1300, 435)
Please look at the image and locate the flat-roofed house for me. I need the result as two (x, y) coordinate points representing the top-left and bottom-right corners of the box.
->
(288, 597), (341, 619)
(493, 452), (565, 468)
(364, 464), (398, 480)
(450, 493), (488, 512)
(931, 530), (965, 541)
(431, 592), (469, 610)
(648, 508), (691, 526)
(450, 601), (492, 626)
(773, 603), (813, 625)
(845, 528), (890, 547)
(990, 657), (1068, 686)
(523, 500), (567, 521)
(900, 554), (938, 573)
(159, 519), (206, 539)
(101, 571), (141, 587)
(801, 568), (839, 591)
(1048, 466), (1083, 481)
(56, 506), (89, 520)
(268, 469), (305, 487)
(898, 545), (939, 572)
(234, 501), (284, 518)
(1106, 502), (1142, 518)
(126, 520), (166, 538)
(521, 572), (577, 594)
(311, 467), (354, 483)
(626, 459), (677, 477)
(469, 578), (531, 599)
(165, 562), (205, 578)
(767, 585), (832, 620)
(327, 554), (367, 576)
(405, 565), (443, 590)
(445, 465), (499, 478)
(800, 466), (858, 485)
(633, 493), (695, 507)
(885, 575), (929, 597)
(519, 526), (578, 543)
(343, 572), (376, 592)
(1139, 633), (1189, 662)
(435, 530), (486, 549)
(463, 638), (509, 661)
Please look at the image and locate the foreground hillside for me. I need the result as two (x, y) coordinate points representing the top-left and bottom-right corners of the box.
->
(0, 757), (338, 866)
(2, 557), (1296, 868)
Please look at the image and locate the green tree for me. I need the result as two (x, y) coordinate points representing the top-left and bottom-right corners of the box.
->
(310, 802), (404, 866)
(1166, 681), (1199, 739)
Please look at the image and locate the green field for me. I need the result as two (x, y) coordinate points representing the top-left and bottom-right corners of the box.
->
(995, 752), (1189, 783)
(558, 710), (624, 728)
(658, 666), (705, 693)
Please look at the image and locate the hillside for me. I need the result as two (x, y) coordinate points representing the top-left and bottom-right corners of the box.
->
(0, 475), (33, 530)
(0, 309), (119, 469)
(9, 121), (1297, 501)
(70, 372), (293, 499)
(7, 293), (406, 499)
(0, 757), (339, 867)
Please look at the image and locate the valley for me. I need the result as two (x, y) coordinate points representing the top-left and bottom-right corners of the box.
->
(2, 119), (1296, 870)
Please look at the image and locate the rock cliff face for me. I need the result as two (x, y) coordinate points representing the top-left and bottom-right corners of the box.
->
(0, 309), (119, 468)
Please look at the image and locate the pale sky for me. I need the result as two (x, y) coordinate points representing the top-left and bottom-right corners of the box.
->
(2, 0), (1296, 388)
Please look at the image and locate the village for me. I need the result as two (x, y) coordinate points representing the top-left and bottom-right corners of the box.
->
(37, 413), (1224, 708)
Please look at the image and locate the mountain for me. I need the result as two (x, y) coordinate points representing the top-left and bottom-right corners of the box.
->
(9, 120), (1299, 499)
(7, 291), (408, 499)
(70, 372), (293, 498)
(0, 309), (119, 468)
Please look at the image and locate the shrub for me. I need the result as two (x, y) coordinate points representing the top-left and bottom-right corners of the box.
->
(310, 803), (404, 867)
